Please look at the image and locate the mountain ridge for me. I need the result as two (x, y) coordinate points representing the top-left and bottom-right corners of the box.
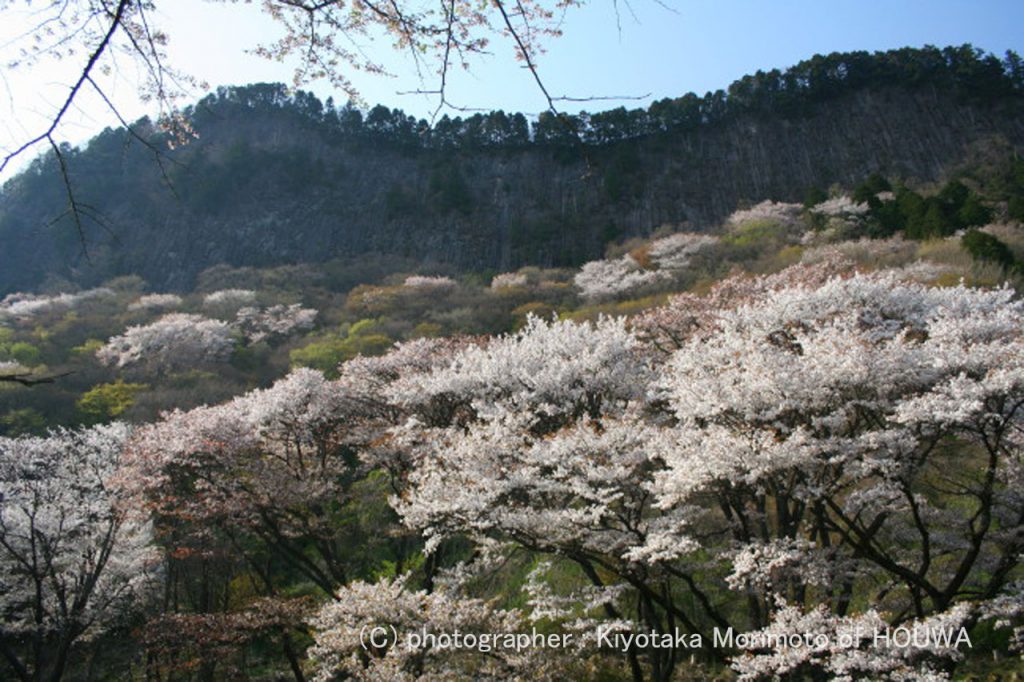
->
(1, 45), (1023, 293)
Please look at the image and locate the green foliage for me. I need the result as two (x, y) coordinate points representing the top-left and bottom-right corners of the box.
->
(994, 156), (1024, 222)
(1010, 195), (1024, 222)
(290, 320), (393, 376)
(957, 193), (993, 227)
(893, 181), (991, 240)
(427, 162), (473, 214)
(911, 202), (951, 239)
(722, 219), (796, 259)
(802, 186), (828, 208)
(77, 380), (149, 421)
(0, 408), (47, 436)
(70, 339), (104, 356)
(561, 293), (668, 323)
(7, 342), (41, 367)
(410, 322), (443, 338)
(289, 338), (353, 375)
(961, 229), (1017, 269)
(347, 318), (379, 337)
(851, 173), (892, 203)
(229, 343), (268, 373)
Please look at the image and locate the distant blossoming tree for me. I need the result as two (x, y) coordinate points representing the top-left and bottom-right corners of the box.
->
(127, 293), (183, 312)
(403, 275), (458, 291)
(0, 288), (114, 321)
(96, 312), (234, 373)
(234, 303), (317, 344)
(808, 195), (870, 219)
(727, 200), (804, 229)
(646, 232), (718, 269)
(573, 255), (670, 302)
(490, 272), (529, 290)
(202, 289), (259, 317)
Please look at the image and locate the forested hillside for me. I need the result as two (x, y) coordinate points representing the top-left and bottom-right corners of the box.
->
(3, 43), (1024, 681)
(1, 44), (1023, 293)
(2, 178), (1024, 678)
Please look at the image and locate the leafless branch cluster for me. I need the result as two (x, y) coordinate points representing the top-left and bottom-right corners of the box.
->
(0, 0), (652, 256)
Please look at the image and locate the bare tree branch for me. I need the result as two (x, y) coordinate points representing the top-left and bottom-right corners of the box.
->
(491, 0), (557, 114)
(0, 370), (74, 386)
(0, 0), (131, 176)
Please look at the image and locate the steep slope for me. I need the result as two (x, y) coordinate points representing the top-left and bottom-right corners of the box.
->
(2, 48), (1023, 293)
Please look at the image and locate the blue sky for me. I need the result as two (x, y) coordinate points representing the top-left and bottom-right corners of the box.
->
(159, 0), (1024, 118)
(2, 0), (1023, 180)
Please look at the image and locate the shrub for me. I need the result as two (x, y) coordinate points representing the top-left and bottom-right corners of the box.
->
(77, 380), (149, 421)
(961, 229), (1017, 269)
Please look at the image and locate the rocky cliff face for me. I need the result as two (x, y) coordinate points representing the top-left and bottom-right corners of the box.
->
(1, 85), (1022, 293)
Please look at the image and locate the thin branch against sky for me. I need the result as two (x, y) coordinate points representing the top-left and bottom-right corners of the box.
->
(0, 0), (1022, 183)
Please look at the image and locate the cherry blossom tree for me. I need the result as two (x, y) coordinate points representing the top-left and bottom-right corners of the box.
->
(308, 573), (551, 681)
(808, 195), (870, 220)
(403, 276), (458, 292)
(730, 602), (973, 681)
(648, 270), (1024, 678)
(95, 312), (235, 374)
(0, 288), (115, 322)
(127, 293), (183, 312)
(490, 272), (529, 290)
(234, 303), (318, 344)
(390, 272), (1024, 680)
(645, 232), (719, 271)
(390, 316), (695, 678)
(573, 255), (671, 302)
(202, 289), (260, 319)
(122, 368), (371, 677)
(123, 340), (464, 677)
(125, 368), (364, 593)
(727, 200), (804, 229)
(0, 424), (157, 682)
(632, 258), (851, 353)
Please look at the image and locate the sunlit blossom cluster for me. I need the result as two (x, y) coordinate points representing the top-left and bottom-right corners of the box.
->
(808, 195), (870, 218)
(646, 232), (719, 270)
(96, 312), (235, 372)
(490, 272), (529, 289)
(403, 275), (458, 291)
(0, 287), (115, 320)
(727, 200), (804, 228)
(573, 255), (671, 301)
(127, 293), (183, 312)
(234, 303), (317, 343)
(202, 288), (258, 308)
